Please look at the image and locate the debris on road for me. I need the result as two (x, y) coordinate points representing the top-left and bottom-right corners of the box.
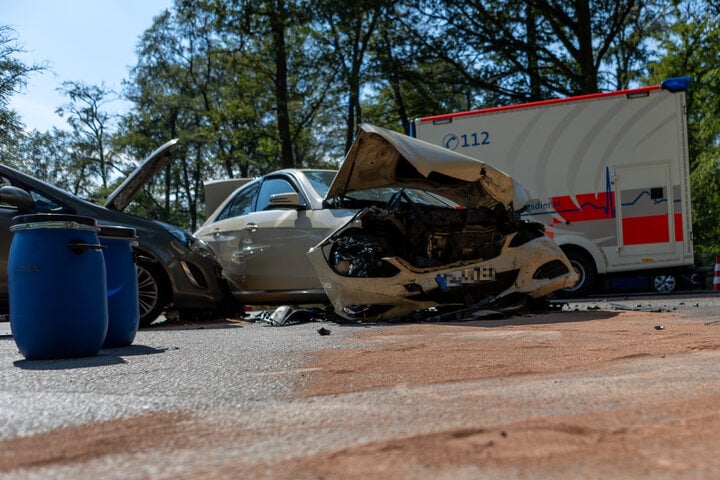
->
(609, 303), (666, 313)
(248, 295), (565, 327)
(253, 306), (326, 327)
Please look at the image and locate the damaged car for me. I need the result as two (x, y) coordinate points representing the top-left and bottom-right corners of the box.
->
(307, 124), (579, 321)
(0, 139), (228, 326)
(194, 169), (357, 304)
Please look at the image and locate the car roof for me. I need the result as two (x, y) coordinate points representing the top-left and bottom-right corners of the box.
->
(202, 169), (337, 223)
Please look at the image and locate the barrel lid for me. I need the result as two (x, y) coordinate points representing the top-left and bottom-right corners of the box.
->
(12, 214), (97, 227)
(98, 225), (137, 239)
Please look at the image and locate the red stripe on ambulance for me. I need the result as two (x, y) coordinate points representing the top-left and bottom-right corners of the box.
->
(621, 213), (684, 245)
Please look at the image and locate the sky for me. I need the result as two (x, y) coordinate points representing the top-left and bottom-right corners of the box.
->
(3, 0), (173, 132)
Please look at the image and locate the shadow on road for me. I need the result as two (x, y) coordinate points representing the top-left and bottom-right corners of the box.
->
(321, 306), (621, 331)
(12, 344), (167, 370)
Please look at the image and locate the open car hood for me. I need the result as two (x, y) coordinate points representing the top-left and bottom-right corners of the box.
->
(326, 124), (528, 210)
(104, 138), (179, 211)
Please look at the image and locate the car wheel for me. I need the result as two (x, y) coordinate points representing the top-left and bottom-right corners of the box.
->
(556, 248), (596, 298)
(650, 272), (677, 293)
(137, 261), (170, 327)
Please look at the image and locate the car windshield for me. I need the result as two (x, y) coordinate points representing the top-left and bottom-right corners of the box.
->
(347, 187), (458, 208)
(305, 170), (337, 198)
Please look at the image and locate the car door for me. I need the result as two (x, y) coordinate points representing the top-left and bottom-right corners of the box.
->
(239, 176), (329, 292)
(198, 174), (349, 295)
(198, 182), (261, 292)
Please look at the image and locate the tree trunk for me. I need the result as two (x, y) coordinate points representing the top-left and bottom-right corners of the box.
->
(575, 0), (598, 93)
(271, 0), (294, 169)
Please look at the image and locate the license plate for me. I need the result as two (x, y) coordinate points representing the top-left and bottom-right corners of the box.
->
(436, 267), (495, 288)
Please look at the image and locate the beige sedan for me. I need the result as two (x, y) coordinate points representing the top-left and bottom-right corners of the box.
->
(194, 169), (356, 305)
(307, 124), (579, 321)
(197, 124), (577, 320)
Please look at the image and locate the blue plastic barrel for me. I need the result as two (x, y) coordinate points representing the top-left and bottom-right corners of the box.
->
(8, 214), (108, 360)
(99, 226), (139, 348)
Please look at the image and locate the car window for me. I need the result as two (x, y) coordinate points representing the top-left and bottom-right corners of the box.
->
(256, 178), (301, 211)
(305, 170), (336, 198)
(29, 189), (70, 213)
(216, 183), (259, 221)
(0, 174), (70, 213)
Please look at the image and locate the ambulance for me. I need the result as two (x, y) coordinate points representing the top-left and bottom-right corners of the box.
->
(412, 77), (693, 296)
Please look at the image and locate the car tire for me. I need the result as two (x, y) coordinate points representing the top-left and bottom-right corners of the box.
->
(556, 248), (596, 298)
(649, 272), (677, 294)
(136, 260), (170, 327)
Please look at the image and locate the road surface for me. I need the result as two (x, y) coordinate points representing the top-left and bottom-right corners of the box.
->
(1, 293), (719, 479)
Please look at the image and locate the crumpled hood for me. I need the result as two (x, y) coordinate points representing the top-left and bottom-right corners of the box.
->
(104, 138), (178, 211)
(326, 124), (528, 210)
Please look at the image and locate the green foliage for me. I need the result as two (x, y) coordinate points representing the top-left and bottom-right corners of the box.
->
(2, 0), (720, 247)
(56, 81), (124, 191)
(3, 129), (119, 200)
(0, 26), (45, 143)
(646, 0), (720, 261)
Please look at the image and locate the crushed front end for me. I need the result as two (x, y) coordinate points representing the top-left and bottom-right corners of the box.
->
(308, 197), (578, 322)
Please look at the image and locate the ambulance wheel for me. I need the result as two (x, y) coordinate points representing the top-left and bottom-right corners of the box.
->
(557, 248), (596, 298)
(649, 272), (677, 294)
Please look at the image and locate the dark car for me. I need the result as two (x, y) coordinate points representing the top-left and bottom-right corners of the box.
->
(0, 139), (227, 326)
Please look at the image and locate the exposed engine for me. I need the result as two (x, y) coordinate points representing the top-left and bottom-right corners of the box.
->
(329, 190), (537, 278)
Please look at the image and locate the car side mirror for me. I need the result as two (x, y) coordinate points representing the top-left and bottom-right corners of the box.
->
(0, 186), (35, 213)
(268, 192), (306, 210)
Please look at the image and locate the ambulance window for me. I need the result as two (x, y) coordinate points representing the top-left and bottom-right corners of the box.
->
(650, 187), (664, 200)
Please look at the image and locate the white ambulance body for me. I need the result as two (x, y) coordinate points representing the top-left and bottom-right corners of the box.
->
(413, 78), (693, 296)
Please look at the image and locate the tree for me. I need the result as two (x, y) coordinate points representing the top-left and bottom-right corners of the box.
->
(4, 129), (80, 191)
(56, 81), (120, 192)
(405, 0), (667, 107)
(646, 0), (720, 261)
(351, 0), (669, 136)
(0, 25), (45, 143)
(120, 5), (223, 229)
(360, 2), (479, 133)
(215, 0), (331, 168)
(312, 0), (389, 152)
(120, 0), (344, 229)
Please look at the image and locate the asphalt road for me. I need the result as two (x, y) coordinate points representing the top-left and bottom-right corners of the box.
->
(0, 315), (353, 438)
(1, 291), (719, 478)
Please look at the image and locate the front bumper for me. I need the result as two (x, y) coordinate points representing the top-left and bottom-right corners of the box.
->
(308, 235), (578, 322)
